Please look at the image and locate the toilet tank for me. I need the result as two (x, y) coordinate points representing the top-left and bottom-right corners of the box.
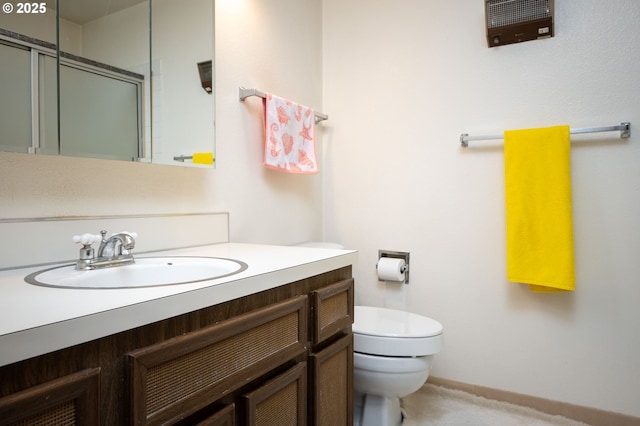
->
(293, 242), (345, 249)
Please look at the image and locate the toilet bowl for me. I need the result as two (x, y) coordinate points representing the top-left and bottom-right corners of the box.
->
(353, 306), (443, 426)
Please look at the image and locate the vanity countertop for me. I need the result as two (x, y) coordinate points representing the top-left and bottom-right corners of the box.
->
(0, 243), (357, 367)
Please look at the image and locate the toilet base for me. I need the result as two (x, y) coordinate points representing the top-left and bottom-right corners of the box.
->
(354, 391), (402, 426)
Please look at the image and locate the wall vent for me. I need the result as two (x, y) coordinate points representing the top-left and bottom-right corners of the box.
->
(485, 0), (554, 47)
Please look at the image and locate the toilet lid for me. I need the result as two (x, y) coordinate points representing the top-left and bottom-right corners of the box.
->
(353, 306), (443, 356)
(353, 306), (443, 338)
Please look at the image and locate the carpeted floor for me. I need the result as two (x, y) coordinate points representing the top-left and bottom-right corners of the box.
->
(401, 384), (592, 426)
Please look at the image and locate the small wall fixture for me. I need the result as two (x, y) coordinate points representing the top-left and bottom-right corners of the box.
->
(485, 0), (554, 47)
(377, 250), (410, 284)
(197, 60), (212, 94)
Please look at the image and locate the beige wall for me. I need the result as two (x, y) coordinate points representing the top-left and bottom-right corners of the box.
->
(323, 0), (640, 418)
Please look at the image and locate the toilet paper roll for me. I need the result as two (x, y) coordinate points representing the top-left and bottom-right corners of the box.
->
(377, 257), (406, 282)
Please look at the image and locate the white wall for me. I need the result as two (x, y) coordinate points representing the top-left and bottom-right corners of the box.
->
(0, 0), (324, 247)
(323, 0), (640, 418)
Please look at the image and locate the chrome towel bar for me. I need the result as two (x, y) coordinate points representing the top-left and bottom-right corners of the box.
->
(460, 122), (631, 147)
(239, 87), (329, 123)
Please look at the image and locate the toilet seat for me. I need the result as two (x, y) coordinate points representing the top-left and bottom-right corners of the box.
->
(353, 306), (443, 357)
(354, 351), (431, 374)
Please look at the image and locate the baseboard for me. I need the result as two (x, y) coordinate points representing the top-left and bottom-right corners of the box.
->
(428, 377), (640, 426)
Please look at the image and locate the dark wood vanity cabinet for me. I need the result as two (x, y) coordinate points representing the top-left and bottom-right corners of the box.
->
(0, 267), (354, 426)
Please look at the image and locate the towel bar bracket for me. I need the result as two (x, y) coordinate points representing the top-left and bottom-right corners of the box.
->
(239, 87), (263, 102)
(460, 133), (469, 148)
(622, 121), (631, 138)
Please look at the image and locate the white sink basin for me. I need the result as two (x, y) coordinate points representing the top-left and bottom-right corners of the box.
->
(24, 256), (248, 289)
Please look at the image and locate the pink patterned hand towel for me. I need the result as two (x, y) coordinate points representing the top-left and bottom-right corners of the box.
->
(263, 93), (318, 174)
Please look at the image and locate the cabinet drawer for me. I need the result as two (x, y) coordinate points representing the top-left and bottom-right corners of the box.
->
(0, 368), (100, 426)
(128, 296), (308, 426)
(242, 362), (307, 426)
(311, 278), (354, 344)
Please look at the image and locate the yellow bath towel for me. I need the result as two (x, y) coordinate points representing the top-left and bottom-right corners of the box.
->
(504, 125), (575, 292)
(192, 152), (214, 165)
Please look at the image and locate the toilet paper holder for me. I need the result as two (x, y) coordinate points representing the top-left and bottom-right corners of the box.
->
(377, 250), (410, 284)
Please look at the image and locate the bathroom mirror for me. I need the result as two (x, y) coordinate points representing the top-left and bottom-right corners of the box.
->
(0, 0), (214, 167)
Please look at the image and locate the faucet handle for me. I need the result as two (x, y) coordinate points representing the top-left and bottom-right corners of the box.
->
(73, 233), (102, 246)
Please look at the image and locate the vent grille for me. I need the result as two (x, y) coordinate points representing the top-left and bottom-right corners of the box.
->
(486, 0), (552, 28)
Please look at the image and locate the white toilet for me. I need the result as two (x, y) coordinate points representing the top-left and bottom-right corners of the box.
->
(353, 306), (443, 426)
(292, 242), (443, 425)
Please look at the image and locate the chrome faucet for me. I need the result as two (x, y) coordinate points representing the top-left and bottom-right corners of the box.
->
(97, 230), (136, 258)
(73, 230), (137, 270)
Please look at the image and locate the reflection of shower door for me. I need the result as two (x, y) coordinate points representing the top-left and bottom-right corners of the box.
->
(59, 64), (141, 161)
(0, 42), (32, 153)
(0, 37), (143, 161)
(0, 42), (58, 155)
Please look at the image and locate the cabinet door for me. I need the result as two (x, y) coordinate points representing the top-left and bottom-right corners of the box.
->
(242, 362), (307, 426)
(310, 334), (353, 426)
(311, 278), (354, 345)
(194, 403), (235, 426)
(0, 368), (100, 426)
